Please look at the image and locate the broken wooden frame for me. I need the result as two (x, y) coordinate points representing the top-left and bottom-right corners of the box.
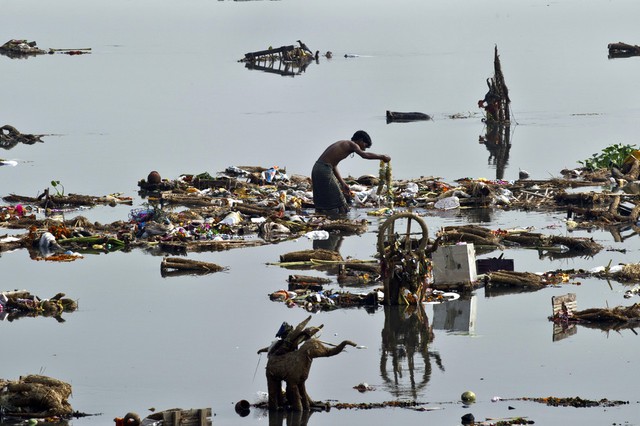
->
(241, 45), (315, 77)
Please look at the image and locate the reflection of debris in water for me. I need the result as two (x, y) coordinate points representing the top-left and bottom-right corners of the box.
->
(432, 295), (476, 334)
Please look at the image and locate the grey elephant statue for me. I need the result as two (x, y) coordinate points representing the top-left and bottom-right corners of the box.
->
(258, 316), (356, 411)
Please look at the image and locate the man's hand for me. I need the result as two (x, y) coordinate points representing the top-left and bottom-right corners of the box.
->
(380, 155), (391, 163)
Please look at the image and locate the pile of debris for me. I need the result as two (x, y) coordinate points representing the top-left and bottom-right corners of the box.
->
(1, 290), (78, 322)
(438, 224), (603, 257)
(519, 395), (628, 408)
(1, 166), (375, 261)
(238, 41), (319, 77)
(0, 375), (74, 419)
(160, 257), (226, 277)
(0, 39), (46, 57)
(0, 158), (637, 269)
(0, 39), (91, 58)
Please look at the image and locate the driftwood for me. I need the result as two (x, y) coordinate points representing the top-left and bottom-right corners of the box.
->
(288, 274), (331, 285)
(288, 274), (332, 283)
(236, 203), (280, 217)
(440, 225), (602, 256)
(440, 225), (502, 248)
(503, 232), (602, 255)
(280, 249), (342, 263)
(159, 238), (267, 254)
(160, 257), (225, 276)
(486, 271), (546, 289)
(573, 303), (640, 324)
(160, 192), (219, 207)
(608, 42), (640, 58)
(568, 205), (640, 224)
(3, 191), (132, 208)
(386, 110), (431, 123)
(554, 191), (612, 208)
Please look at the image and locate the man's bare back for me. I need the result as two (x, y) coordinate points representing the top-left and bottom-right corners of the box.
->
(317, 140), (359, 166)
(317, 140), (390, 166)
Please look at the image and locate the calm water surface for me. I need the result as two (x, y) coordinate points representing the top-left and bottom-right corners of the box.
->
(2, 1), (640, 425)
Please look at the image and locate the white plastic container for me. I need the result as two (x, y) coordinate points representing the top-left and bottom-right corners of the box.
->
(432, 243), (477, 285)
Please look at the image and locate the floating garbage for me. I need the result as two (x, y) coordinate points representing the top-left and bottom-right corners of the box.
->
(304, 230), (329, 240)
(220, 211), (242, 226)
(1, 290), (77, 322)
(434, 195), (460, 210)
(0, 39), (46, 57)
(0, 39), (91, 58)
(353, 382), (375, 392)
(461, 390), (476, 403)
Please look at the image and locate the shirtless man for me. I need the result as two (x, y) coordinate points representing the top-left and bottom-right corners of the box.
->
(312, 130), (391, 215)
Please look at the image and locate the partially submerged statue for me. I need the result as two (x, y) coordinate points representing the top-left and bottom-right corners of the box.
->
(258, 316), (356, 411)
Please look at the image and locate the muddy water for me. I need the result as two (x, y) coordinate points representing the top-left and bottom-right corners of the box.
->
(2, 0), (640, 424)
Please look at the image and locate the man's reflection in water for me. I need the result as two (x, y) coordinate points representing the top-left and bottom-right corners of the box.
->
(380, 304), (444, 399)
(268, 409), (312, 426)
(478, 123), (511, 181)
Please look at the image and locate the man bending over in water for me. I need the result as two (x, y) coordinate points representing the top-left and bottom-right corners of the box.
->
(312, 130), (391, 215)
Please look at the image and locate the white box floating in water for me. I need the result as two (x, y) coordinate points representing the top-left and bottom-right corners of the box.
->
(432, 243), (477, 285)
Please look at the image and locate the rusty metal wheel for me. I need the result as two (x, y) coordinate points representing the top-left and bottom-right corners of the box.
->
(377, 212), (429, 256)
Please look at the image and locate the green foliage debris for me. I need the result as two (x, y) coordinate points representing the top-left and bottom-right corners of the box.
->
(579, 143), (637, 171)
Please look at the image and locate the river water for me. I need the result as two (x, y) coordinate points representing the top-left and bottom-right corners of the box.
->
(2, 0), (640, 425)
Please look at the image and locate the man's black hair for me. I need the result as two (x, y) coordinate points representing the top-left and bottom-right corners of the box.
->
(352, 130), (372, 148)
